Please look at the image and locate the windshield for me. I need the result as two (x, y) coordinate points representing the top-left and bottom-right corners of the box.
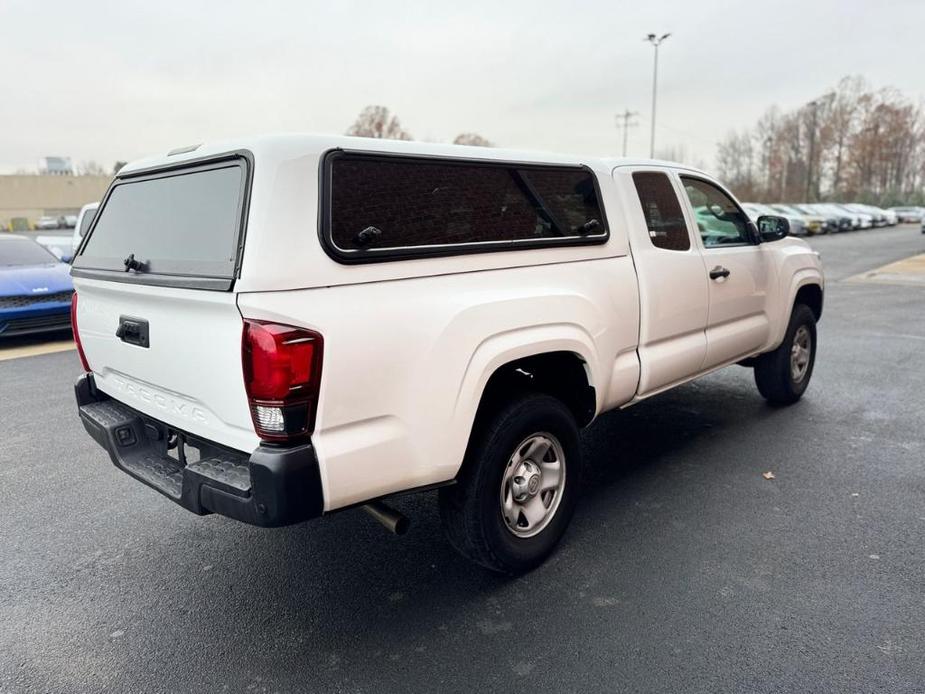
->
(0, 237), (59, 267)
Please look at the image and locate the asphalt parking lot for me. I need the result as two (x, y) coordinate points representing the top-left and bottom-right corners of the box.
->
(2, 225), (924, 693)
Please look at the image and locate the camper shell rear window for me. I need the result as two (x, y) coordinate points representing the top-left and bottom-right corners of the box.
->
(321, 151), (609, 263)
(72, 154), (250, 290)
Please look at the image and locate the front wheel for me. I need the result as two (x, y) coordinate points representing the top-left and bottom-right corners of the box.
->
(439, 394), (582, 574)
(754, 303), (817, 405)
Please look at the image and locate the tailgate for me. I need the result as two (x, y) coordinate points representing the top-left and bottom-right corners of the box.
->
(70, 154), (259, 452)
(74, 279), (258, 452)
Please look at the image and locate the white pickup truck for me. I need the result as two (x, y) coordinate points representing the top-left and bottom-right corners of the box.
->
(71, 135), (823, 573)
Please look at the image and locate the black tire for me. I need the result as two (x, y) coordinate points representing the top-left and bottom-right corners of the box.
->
(439, 393), (582, 574)
(754, 303), (817, 405)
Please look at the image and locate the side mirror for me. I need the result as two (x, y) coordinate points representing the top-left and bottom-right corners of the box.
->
(757, 215), (790, 242)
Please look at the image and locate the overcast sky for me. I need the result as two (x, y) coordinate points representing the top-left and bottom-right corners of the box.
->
(2, 0), (924, 173)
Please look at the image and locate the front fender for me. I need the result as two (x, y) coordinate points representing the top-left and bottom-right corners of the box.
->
(766, 259), (824, 352)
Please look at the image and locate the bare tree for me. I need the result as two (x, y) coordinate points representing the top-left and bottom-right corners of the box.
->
(453, 133), (494, 147)
(715, 76), (925, 205)
(825, 76), (865, 196)
(715, 132), (759, 200)
(755, 107), (781, 199)
(112, 161), (127, 175)
(346, 105), (412, 140)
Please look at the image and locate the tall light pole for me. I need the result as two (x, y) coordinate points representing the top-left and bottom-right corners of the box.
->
(645, 32), (671, 158)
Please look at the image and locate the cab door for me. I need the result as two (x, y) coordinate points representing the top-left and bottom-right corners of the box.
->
(615, 167), (709, 395)
(677, 175), (773, 369)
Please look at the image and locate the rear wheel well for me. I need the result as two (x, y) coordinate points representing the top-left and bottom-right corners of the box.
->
(795, 283), (823, 320)
(473, 352), (596, 431)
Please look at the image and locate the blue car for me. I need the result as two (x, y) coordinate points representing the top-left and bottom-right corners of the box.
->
(0, 235), (74, 337)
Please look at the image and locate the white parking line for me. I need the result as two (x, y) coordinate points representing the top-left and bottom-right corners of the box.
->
(0, 340), (76, 362)
(862, 331), (925, 343)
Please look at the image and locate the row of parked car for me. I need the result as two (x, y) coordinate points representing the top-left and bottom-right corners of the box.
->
(740, 203), (925, 236)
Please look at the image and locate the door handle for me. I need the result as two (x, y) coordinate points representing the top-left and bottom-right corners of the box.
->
(709, 266), (731, 280)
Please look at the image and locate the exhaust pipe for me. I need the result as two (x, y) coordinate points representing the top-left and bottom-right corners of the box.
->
(362, 501), (410, 535)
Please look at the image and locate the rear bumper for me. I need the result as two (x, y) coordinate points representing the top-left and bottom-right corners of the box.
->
(75, 373), (324, 527)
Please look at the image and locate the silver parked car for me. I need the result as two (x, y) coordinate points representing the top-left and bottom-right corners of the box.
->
(35, 216), (62, 230)
(888, 206), (924, 223)
(769, 204), (827, 235)
(846, 203), (890, 227)
(832, 204), (872, 229)
(800, 204), (853, 232)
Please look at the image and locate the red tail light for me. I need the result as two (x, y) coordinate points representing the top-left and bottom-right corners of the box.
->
(242, 320), (323, 442)
(71, 293), (91, 373)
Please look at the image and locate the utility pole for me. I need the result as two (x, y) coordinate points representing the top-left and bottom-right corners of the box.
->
(805, 100), (818, 201)
(764, 135), (773, 198)
(615, 109), (639, 156)
(645, 32), (671, 158)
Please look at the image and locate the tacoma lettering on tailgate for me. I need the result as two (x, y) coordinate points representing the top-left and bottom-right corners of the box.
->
(111, 375), (208, 424)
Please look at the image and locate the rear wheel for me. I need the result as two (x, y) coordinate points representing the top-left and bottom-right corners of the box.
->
(754, 303), (817, 405)
(439, 394), (581, 574)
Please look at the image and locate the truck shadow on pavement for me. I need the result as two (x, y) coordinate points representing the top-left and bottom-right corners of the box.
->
(578, 374), (775, 492)
(118, 370), (804, 645)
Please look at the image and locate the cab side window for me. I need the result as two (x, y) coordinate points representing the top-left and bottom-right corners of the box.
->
(632, 172), (690, 251)
(680, 177), (752, 247)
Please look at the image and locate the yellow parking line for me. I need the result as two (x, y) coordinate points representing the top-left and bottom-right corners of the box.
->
(0, 339), (76, 362)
